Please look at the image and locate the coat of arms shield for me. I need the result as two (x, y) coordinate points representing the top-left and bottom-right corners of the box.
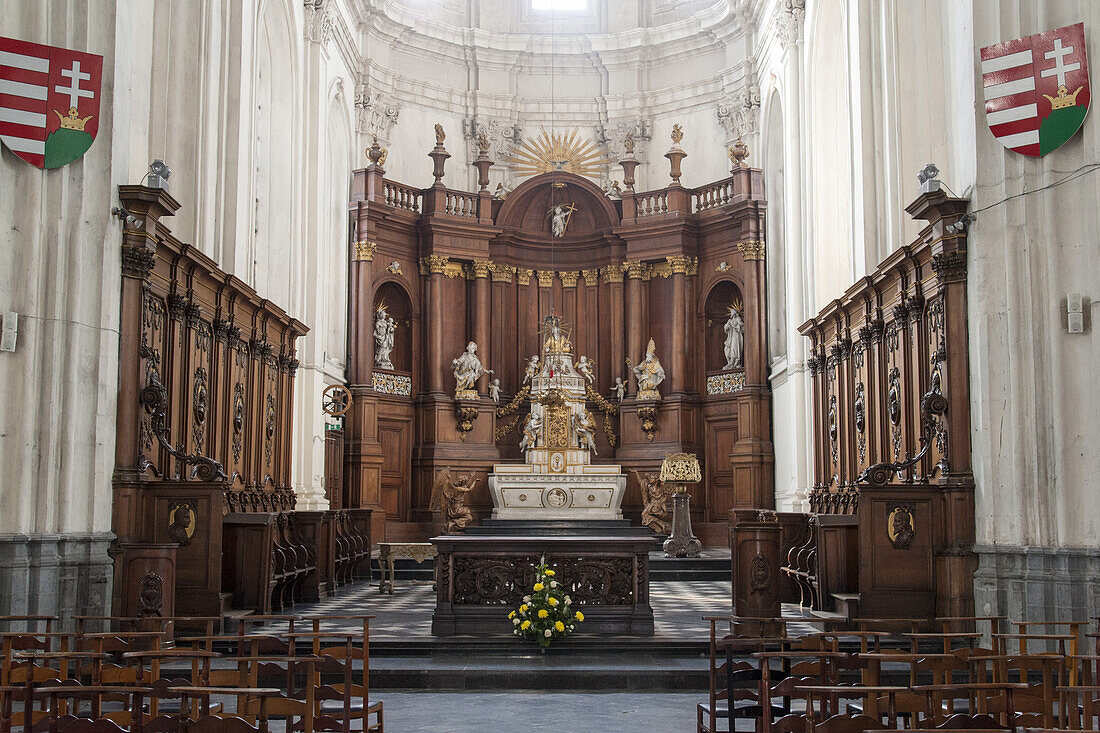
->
(981, 22), (1090, 157)
(0, 36), (103, 169)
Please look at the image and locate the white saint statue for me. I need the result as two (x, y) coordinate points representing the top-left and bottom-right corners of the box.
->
(374, 306), (396, 370)
(549, 204), (576, 238)
(451, 341), (492, 397)
(519, 412), (541, 452)
(612, 376), (626, 402)
(488, 378), (501, 403)
(573, 410), (598, 456)
(723, 306), (744, 370)
(522, 355), (540, 386)
(576, 355), (595, 384)
(631, 338), (666, 399)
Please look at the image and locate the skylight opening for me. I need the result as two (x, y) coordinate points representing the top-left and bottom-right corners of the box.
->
(531, 0), (588, 12)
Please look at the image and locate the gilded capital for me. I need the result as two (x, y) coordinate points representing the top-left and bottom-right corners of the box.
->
(737, 240), (765, 261)
(354, 240), (377, 262)
(472, 259), (492, 279)
(422, 254), (450, 274)
(581, 268), (601, 284)
(559, 270), (580, 288)
(489, 263), (516, 283)
(624, 260), (650, 279)
(516, 268), (535, 286)
(536, 270), (555, 288)
(666, 255), (698, 275)
(602, 263), (625, 284)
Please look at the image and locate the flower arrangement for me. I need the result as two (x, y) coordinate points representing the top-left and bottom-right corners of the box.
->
(509, 558), (583, 648)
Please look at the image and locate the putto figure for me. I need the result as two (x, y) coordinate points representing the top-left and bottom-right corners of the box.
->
(611, 376), (626, 402)
(430, 469), (477, 534)
(522, 354), (540, 386)
(452, 341), (492, 398)
(576, 355), (595, 384)
(488, 378), (501, 403)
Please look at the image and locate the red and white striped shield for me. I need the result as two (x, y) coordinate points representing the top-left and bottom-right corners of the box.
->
(981, 22), (1090, 157)
(0, 36), (103, 169)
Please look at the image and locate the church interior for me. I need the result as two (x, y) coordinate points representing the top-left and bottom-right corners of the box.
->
(1, 0), (1098, 730)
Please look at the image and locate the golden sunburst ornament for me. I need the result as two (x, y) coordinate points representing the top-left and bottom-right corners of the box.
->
(507, 127), (612, 180)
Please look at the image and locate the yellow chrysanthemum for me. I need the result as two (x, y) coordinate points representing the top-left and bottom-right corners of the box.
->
(575, 611), (584, 621)
(538, 609), (549, 619)
(554, 621), (565, 632)
(548, 597), (559, 607)
(508, 611), (516, 619)
(519, 604), (527, 613)
(533, 582), (544, 591)
(521, 620), (531, 630)
(544, 569), (555, 576)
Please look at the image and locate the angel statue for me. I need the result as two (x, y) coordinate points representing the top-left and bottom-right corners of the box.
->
(723, 305), (744, 370)
(573, 410), (598, 456)
(576, 355), (595, 384)
(434, 123), (446, 144)
(488, 378), (501, 403)
(633, 469), (673, 535)
(549, 203), (577, 238)
(519, 411), (542, 452)
(430, 469), (477, 534)
(611, 376), (626, 402)
(452, 341), (492, 397)
(373, 304), (396, 370)
(522, 354), (540, 386)
(629, 338), (666, 399)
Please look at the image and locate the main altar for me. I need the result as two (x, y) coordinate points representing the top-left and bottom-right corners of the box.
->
(488, 314), (627, 521)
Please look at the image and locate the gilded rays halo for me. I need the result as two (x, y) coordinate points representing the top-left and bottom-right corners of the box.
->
(507, 127), (612, 180)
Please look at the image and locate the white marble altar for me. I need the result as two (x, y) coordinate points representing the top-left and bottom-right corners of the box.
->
(488, 315), (626, 520)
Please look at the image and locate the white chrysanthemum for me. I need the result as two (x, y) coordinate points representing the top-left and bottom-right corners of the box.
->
(513, 618), (520, 625)
(550, 580), (558, 588)
(544, 629), (552, 637)
(523, 595), (531, 603)
(564, 595), (571, 605)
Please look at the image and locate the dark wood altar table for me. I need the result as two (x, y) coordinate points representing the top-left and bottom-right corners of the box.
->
(430, 534), (658, 636)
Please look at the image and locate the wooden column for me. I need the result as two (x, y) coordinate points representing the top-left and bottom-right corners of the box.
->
(739, 242), (767, 386)
(624, 261), (646, 372)
(668, 256), (690, 393)
(472, 260), (492, 390)
(349, 242), (375, 383)
(426, 255), (448, 394)
(603, 264), (625, 392)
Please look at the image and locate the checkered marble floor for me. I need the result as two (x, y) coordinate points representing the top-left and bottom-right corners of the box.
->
(261, 578), (815, 641)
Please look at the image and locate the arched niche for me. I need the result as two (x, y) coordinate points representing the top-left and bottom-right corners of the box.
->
(704, 280), (746, 374)
(373, 281), (414, 373)
(494, 171), (620, 243)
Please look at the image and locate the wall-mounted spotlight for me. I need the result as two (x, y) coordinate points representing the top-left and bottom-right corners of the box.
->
(945, 213), (975, 234)
(917, 163), (941, 194)
(147, 159), (172, 191)
(111, 206), (143, 228)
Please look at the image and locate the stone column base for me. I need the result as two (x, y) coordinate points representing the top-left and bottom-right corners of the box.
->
(0, 533), (114, 628)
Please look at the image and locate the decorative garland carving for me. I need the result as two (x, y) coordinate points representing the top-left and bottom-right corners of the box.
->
(232, 383), (245, 462)
(749, 553), (770, 596)
(888, 367), (902, 461)
(449, 555), (634, 606)
(854, 382), (866, 463)
(495, 384), (530, 417)
(192, 367), (208, 451)
(138, 572), (164, 617)
(495, 415), (522, 441)
(585, 385), (619, 415)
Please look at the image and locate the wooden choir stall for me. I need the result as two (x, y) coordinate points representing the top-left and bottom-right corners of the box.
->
(110, 184), (372, 627)
(770, 184), (976, 621)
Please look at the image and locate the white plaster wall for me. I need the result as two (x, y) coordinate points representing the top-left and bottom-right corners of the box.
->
(969, 0), (1100, 549)
(0, 0), (142, 535)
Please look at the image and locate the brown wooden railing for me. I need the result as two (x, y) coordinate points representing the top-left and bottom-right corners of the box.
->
(383, 180), (422, 212)
(692, 177), (735, 212)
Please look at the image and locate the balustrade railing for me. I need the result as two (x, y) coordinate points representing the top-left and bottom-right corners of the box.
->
(383, 180), (422, 212)
(692, 178), (735, 212)
(634, 189), (668, 218)
(444, 190), (478, 218)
